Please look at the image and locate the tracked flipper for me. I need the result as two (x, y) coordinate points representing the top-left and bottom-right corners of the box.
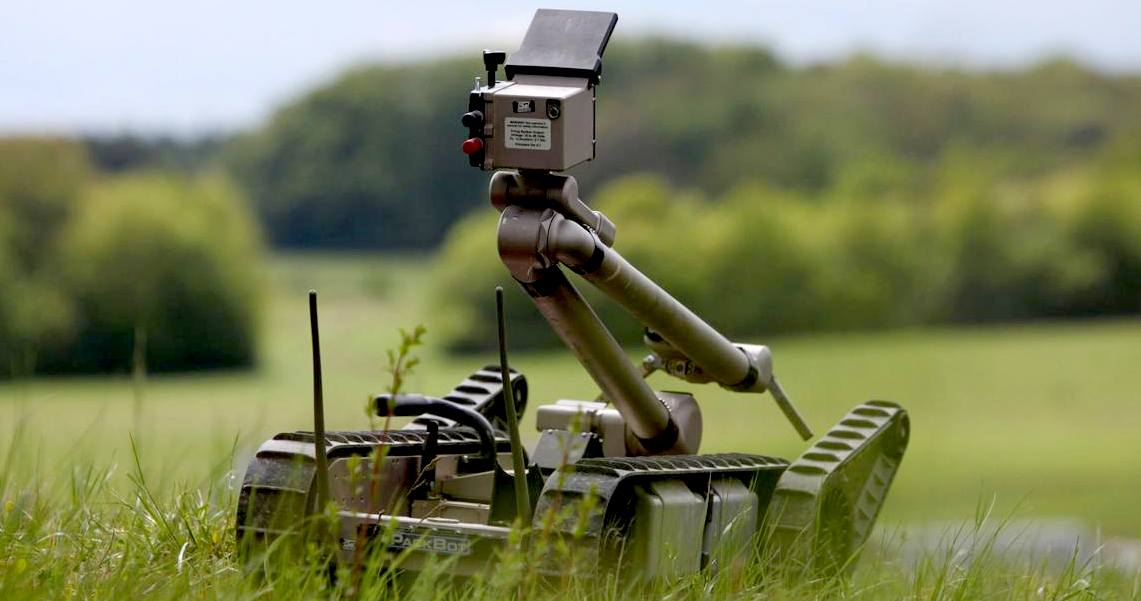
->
(763, 400), (909, 576)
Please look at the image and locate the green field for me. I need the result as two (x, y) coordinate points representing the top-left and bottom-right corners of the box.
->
(3, 253), (1140, 536)
(3, 253), (1141, 598)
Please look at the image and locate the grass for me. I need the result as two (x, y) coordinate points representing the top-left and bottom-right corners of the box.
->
(2, 252), (1140, 598)
(3, 462), (1139, 600)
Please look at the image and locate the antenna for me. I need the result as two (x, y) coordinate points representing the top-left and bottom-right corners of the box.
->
(768, 376), (813, 441)
(309, 290), (330, 511)
(496, 286), (531, 523)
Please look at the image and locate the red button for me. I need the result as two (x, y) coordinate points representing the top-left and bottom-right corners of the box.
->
(462, 138), (483, 155)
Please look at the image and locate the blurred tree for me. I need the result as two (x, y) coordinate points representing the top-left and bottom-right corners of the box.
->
(226, 58), (486, 250)
(41, 174), (264, 373)
(426, 209), (532, 352)
(0, 138), (91, 268)
(1048, 168), (1141, 316)
(0, 138), (90, 373)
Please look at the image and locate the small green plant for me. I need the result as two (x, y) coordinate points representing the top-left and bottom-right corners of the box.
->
(348, 325), (427, 597)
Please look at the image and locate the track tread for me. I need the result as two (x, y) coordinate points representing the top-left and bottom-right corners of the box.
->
(764, 400), (909, 575)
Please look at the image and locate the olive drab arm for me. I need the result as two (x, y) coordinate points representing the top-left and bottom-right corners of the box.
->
(492, 170), (813, 451)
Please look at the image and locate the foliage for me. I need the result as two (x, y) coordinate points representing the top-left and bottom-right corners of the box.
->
(225, 58), (486, 249)
(1, 437), (1137, 599)
(0, 137), (265, 374)
(0, 138), (92, 266)
(44, 174), (264, 373)
(0, 138), (93, 373)
(433, 150), (1141, 350)
(226, 41), (1141, 251)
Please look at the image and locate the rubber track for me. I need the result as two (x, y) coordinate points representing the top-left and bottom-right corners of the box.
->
(532, 452), (789, 557)
(763, 400), (909, 574)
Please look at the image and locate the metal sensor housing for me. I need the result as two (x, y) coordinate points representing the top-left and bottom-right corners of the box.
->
(463, 9), (617, 172)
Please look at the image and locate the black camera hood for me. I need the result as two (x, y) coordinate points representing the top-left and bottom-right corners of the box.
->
(504, 9), (618, 85)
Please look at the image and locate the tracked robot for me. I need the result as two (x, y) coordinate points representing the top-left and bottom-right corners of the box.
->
(237, 9), (909, 579)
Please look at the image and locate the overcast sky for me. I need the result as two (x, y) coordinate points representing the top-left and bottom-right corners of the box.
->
(3, 0), (1139, 135)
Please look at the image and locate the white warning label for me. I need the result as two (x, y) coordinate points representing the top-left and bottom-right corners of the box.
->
(504, 117), (551, 150)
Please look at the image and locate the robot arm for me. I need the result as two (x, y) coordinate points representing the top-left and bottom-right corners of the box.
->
(465, 9), (812, 449)
(493, 170), (813, 442)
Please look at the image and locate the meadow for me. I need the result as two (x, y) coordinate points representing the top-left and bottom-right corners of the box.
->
(2, 253), (1140, 598)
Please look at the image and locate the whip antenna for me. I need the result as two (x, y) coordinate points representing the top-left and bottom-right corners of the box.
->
(309, 290), (330, 511)
(496, 286), (531, 523)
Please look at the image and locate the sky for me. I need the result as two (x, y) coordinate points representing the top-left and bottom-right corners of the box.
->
(2, 0), (1140, 135)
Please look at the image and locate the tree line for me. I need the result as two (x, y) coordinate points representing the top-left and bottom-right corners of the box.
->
(430, 148), (1141, 351)
(9, 39), (1139, 370)
(221, 40), (1141, 251)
